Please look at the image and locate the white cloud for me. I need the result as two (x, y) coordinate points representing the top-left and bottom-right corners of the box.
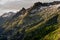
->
(0, 0), (60, 9)
(0, 0), (21, 4)
(0, 0), (34, 10)
(0, 0), (60, 16)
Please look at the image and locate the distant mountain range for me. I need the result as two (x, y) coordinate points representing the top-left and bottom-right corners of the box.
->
(0, 12), (15, 25)
(0, 1), (60, 40)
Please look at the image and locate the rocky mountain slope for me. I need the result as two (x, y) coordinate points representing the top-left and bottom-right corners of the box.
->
(0, 1), (60, 40)
(0, 12), (15, 25)
(0, 12), (15, 26)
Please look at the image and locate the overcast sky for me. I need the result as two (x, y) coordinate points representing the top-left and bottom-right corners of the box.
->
(0, 0), (60, 16)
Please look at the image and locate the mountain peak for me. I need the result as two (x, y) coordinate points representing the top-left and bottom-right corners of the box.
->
(34, 2), (42, 7)
(53, 1), (60, 4)
(1, 12), (15, 18)
(21, 7), (26, 11)
(33, 1), (60, 7)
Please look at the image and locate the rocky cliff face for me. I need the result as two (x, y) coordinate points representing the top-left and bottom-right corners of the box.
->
(0, 1), (60, 40)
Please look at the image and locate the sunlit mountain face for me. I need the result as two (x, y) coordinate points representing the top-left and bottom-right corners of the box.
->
(0, 0), (60, 40)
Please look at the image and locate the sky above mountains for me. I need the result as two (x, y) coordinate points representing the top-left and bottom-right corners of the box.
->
(0, 0), (60, 16)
